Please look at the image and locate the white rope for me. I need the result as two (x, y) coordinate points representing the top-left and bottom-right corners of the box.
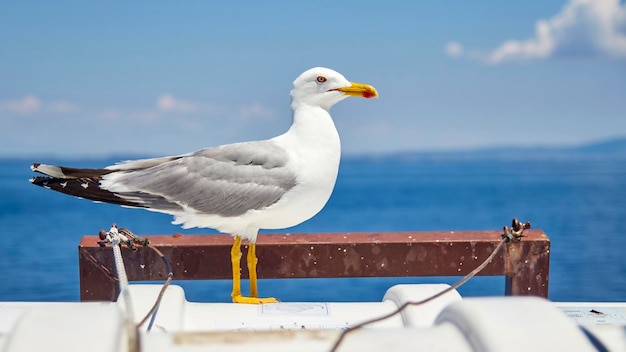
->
(106, 225), (140, 352)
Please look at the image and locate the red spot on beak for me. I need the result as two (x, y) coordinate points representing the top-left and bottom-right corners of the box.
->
(363, 91), (376, 99)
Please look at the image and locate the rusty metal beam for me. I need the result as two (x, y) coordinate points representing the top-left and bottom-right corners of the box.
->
(78, 230), (550, 301)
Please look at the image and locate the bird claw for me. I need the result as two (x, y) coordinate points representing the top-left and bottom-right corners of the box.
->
(232, 295), (279, 304)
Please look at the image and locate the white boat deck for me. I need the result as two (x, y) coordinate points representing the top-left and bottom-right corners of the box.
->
(1, 284), (625, 352)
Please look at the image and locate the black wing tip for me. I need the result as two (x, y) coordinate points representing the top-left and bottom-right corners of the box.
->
(28, 175), (150, 209)
(30, 176), (52, 186)
(28, 176), (50, 186)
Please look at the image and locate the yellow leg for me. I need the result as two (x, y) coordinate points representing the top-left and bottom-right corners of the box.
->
(248, 243), (259, 297)
(230, 236), (243, 299)
(231, 237), (279, 304)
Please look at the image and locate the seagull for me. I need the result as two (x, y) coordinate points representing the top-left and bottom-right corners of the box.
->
(30, 67), (378, 304)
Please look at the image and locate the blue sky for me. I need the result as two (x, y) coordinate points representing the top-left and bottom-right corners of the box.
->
(1, 0), (625, 157)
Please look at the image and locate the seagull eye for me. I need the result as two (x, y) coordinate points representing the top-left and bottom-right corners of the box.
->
(316, 76), (327, 83)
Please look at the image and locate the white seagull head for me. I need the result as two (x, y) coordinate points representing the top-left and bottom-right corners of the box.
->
(290, 67), (378, 111)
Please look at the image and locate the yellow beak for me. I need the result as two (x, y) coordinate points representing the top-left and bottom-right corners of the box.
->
(334, 82), (378, 99)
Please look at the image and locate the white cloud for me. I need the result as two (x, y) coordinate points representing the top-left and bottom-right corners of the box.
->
(1, 93), (277, 128)
(157, 94), (199, 113)
(0, 96), (82, 116)
(0, 95), (41, 114)
(45, 100), (80, 113)
(157, 94), (277, 121)
(235, 102), (276, 121)
(448, 0), (626, 64)
(445, 42), (464, 57)
(487, 19), (555, 63)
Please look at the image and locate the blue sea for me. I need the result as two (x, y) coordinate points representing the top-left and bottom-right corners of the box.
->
(1, 154), (625, 303)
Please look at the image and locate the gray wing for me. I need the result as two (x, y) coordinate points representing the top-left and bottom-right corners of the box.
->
(104, 140), (297, 217)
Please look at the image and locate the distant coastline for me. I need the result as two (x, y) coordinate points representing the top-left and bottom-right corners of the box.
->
(346, 136), (626, 161)
(3, 136), (626, 163)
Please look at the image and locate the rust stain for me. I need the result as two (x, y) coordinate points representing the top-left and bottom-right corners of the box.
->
(416, 246), (427, 262)
(342, 247), (362, 275)
(405, 246), (417, 263)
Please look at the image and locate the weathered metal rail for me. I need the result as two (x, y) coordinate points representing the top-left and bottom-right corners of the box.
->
(78, 230), (550, 301)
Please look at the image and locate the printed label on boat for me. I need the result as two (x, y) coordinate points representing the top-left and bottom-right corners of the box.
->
(559, 307), (626, 325)
(259, 302), (331, 316)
